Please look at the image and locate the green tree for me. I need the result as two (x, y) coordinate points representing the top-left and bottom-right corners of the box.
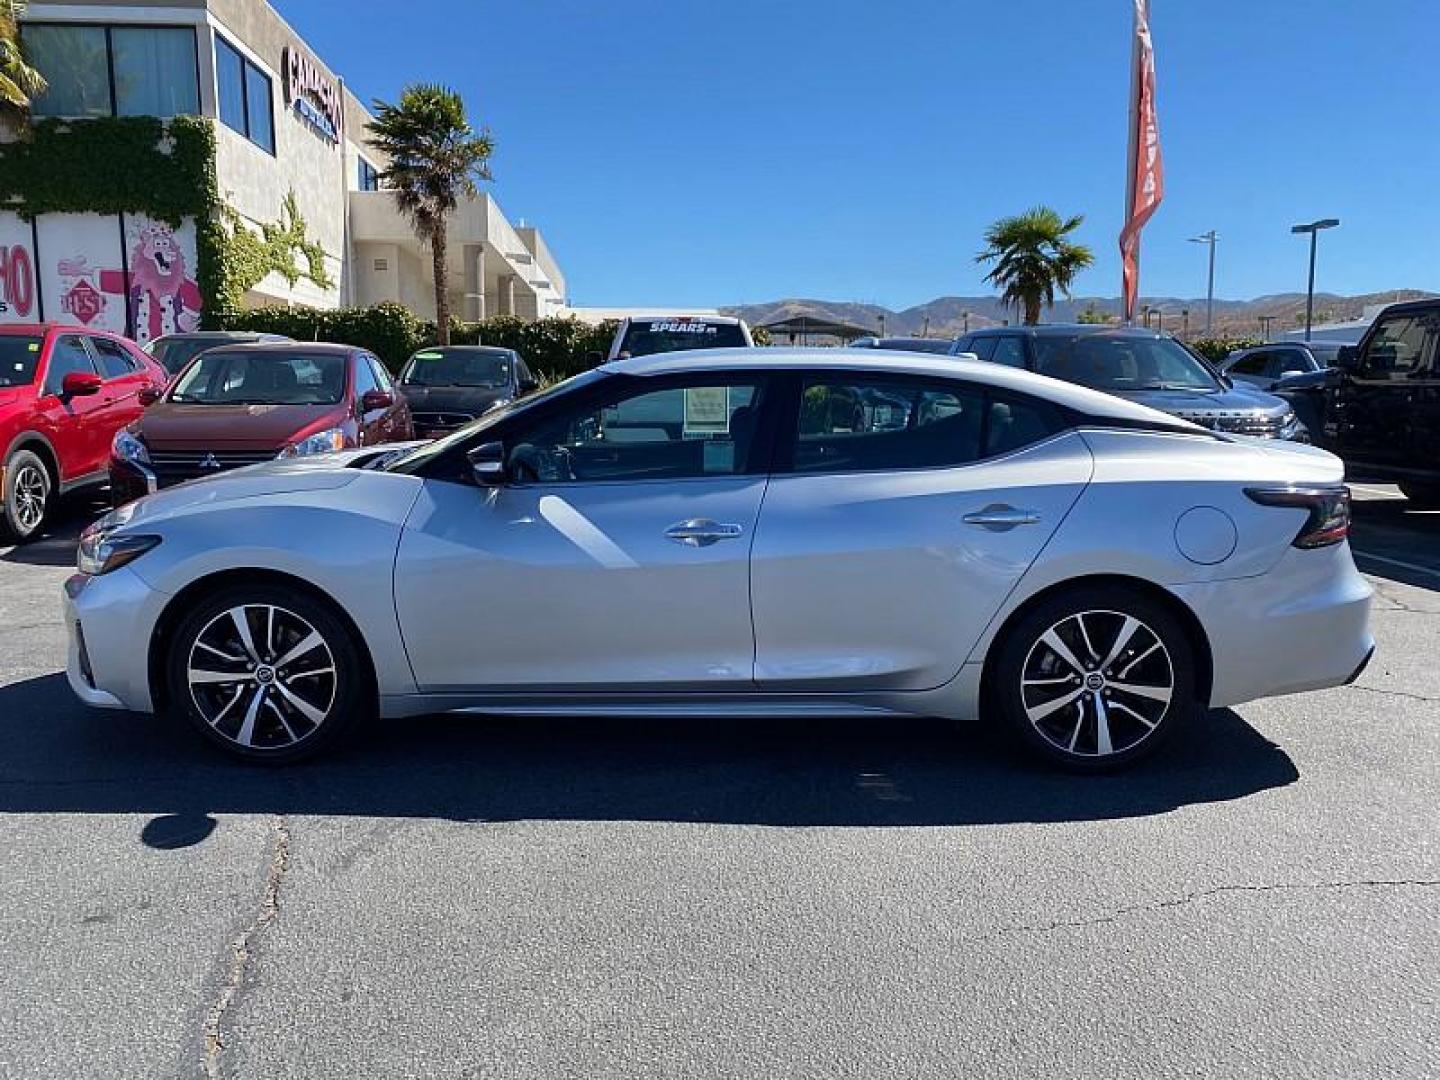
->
(976, 207), (1094, 325)
(0, 1), (47, 131)
(366, 84), (493, 345)
(1076, 301), (1109, 324)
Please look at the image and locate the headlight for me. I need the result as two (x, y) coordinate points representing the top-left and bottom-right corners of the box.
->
(77, 521), (161, 576)
(1278, 409), (1306, 440)
(111, 429), (151, 464)
(277, 427), (349, 458)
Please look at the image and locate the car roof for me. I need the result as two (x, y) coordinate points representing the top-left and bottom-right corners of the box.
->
(152, 330), (287, 340)
(412, 344), (515, 354)
(967, 323), (1173, 340)
(0, 322), (128, 337)
(200, 341), (357, 355)
(874, 336), (954, 346)
(603, 347), (1198, 426)
(623, 315), (744, 325)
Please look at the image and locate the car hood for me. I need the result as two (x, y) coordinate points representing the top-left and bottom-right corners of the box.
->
(1113, 384), (1290, 418)
(136, 402), (347, 449)
(398, 384), (509, 414)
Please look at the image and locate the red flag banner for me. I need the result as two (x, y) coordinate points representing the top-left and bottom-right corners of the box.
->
(1119, 0), (1164, 323)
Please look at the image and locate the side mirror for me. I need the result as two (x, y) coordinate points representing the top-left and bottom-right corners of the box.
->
(584, 350), (603, 366)
(1335, 345), (1359, 371)
(517, 377), (539, 394)
(360, 389), (394, 412)
(1280, 368), (1305, 380)
(467, 440), (507, 486)
(61, 371), (103, 397)
(138, 386), (163, 407)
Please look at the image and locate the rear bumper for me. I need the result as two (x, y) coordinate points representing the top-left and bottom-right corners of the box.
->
(1171, 542), (1374, 709)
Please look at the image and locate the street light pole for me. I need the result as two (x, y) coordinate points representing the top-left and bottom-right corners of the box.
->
(1290, 218), (1339, 342)
(1188, 231), (1218, 336)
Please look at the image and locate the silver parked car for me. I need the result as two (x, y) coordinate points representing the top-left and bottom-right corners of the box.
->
(64, 349), (1374, 770)
(1222, 341), (1350, 391)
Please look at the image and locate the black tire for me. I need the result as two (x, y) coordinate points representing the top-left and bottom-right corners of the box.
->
(1398, 482), (1440, 509)
(1, 448), (53, 544)
(164, 584), (371, 764)
(992, 585), (1196, 772)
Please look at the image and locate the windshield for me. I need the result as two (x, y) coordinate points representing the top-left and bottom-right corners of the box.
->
(0, 336), (43, 388)
(169, 350), (348, 405)
(618, 320), (747, 358)
(384, 368), (610, 474)
(1030, 334), (1220, 392)
(400, 348), (514, 388)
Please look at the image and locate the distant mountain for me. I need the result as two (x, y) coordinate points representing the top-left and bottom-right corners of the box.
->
(725, 290), (1434, 340)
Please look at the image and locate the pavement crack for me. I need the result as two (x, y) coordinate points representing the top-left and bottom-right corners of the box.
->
(989, 879), (1440, 939)
(1346, 684), (1440, 705)
(202, 815), (290, 1079)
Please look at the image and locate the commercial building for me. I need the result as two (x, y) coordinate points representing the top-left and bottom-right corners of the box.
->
(0, 0), (566, 345)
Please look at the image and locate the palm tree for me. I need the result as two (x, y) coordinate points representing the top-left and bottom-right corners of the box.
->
(976, 207), (1094, 326)
(0, 1), (47, 132)
(366, 84), (493, 344)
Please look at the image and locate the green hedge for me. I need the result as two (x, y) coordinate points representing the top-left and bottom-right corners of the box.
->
(221, 303), (619, 378)
(1189, 337), (1262, 364)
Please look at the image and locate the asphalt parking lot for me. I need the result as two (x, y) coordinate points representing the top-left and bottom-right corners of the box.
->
(0, 489), (1436, 1079)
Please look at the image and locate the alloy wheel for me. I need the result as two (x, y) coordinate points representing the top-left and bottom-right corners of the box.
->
(186, 604), (338, 751)
(1020, 609), (1174, 759)
(12, 463), (48, 534)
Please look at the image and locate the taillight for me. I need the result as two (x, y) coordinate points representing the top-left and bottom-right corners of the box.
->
(1245, 485), (1351, 548)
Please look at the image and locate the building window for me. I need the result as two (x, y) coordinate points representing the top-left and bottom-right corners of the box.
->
(25, 24), (199, 119)
(214, 35), (274, 154)
(357, 158), (381, 191)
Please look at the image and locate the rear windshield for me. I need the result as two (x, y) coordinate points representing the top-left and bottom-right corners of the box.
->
(618, 320), (747, 358)
(400, 348), (513, 388)
(150, 337), (239, 375)
(170, 351), (348, 405)
(1030, 334), (1220, 392)
(0, 336), (43, 388)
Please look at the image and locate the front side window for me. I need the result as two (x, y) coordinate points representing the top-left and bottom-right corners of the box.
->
(1228, 351), (1271, 377)
(1030, 333), (1220, 392)
(111, 27), (199, 116)
(215, 35), (274, 153)
(43, 335), (97, 394)
(0, 336), (45, 388)
(169, 351), (347, 405)
(1361, 313), (1437, 379)
(366, 356), (394, 392)
(25, 24), (112, 117)
(989, 336), (1027, 368)
(510, 379), (765, 483)
(353, 357), (379, 398)
(91, 337), (138, 379)
(965, 336), (998, 362)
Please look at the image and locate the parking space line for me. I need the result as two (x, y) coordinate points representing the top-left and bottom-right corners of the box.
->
(1354, 550), (1440, 580)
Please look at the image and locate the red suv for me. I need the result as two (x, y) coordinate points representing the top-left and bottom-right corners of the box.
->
(1, 324), (168, 542)
(110, 343), (414, 504)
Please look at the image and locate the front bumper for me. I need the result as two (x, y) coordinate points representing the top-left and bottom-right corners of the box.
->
(108, 459), (156, 507)
(1170, 542), (1374, 708)
(63, 567), (166, 713)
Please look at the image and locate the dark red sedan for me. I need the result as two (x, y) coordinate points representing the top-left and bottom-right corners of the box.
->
(1, 324), (168, 542)
(110, 343), (413, 505)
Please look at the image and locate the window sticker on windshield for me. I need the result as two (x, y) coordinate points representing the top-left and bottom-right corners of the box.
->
(703, 440), (735, 473)
(415, 351), (444, 360)
(651, 322), (719, 334)
(684, 386), (731, 436)
(27, 343), (39, 351)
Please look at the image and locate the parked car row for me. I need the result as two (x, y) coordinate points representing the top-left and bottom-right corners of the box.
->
(1, 325), (548, 542)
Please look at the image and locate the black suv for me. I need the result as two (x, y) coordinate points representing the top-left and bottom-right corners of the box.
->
(952, 324), (1307, 440)
(1276, 299), (1440, 506)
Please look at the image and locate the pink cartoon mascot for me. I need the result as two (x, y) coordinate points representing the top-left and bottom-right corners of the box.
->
(125, 222), (202, 344)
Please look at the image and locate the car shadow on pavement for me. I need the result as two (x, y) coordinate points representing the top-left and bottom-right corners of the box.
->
(1349, 496), (1440, 593)
(0, 672), (1298, 843)
(0, 495), (105, 568)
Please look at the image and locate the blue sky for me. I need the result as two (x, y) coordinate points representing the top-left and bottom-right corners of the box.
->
(280, 0), (1438, 309)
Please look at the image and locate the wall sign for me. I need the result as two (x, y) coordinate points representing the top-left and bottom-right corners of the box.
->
(123, 214), (201, 344)
(0, 212), (38, 323)
(36, 213), (127, 334)
(284, 46), (343, 144)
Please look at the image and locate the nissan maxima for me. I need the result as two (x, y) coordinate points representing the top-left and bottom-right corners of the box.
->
(64, 350), (1374, 770)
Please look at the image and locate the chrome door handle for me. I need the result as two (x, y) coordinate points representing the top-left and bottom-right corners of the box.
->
(963, 505), (1041, 530)
(664, 518), (745, 547)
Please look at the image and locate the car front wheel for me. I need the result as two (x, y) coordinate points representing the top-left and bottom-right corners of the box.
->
(165, 585), (370, 763)
(1, 449), (53, 543)
(993, 586), (1196, 771)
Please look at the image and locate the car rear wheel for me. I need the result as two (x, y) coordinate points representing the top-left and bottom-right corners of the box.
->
(1, 449), (52, 544)
(165, 585), (370, 764)
(992, 586), (1196, 772)
(1398, 482), (1440, 509)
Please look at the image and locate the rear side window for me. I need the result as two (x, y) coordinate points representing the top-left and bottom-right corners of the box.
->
(790, 377), (1066, 474)
(91, 337), (139, 378)
(989, 336), (1027, 368)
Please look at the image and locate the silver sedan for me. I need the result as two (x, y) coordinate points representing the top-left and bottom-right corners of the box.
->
(64, 349), (1374, 770)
